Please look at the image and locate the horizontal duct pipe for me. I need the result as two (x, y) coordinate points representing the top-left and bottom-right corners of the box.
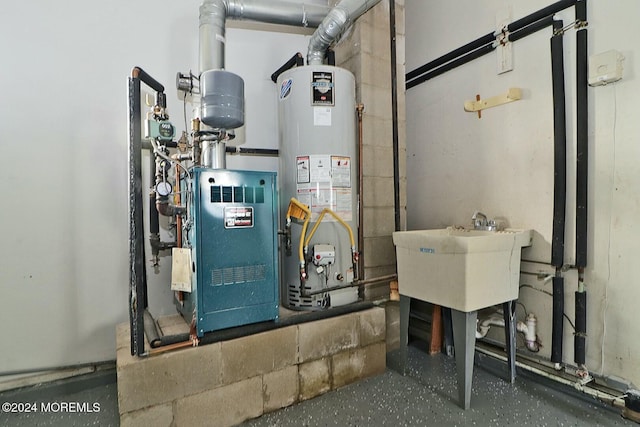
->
(200, 0), (330, 72)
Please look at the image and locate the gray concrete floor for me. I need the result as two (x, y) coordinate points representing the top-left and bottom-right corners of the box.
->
(0, 344), (634, 426)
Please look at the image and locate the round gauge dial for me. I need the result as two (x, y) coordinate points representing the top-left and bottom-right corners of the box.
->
(156, 181), (173, 197)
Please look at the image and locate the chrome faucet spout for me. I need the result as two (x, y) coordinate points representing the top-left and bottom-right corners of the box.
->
(472, 211), (488, 227)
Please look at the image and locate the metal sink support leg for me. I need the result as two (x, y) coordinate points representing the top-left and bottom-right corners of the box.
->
(399, 295), (411, 374)
(503, 300), (517, 383)
(451, 309), (477, 410)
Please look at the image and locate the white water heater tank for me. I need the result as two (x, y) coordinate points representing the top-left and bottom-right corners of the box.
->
(277, 65), (359, 310)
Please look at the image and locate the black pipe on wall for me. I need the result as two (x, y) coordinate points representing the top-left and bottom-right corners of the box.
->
(550, 19), (568, 365)
(574, 0), (588, 367)
(390, 0), (401, 231)
(551, 19), (567, 269)
(405, 0), (578, 90)
(575, 0), (588, 269)
(128, 76), (147, 357)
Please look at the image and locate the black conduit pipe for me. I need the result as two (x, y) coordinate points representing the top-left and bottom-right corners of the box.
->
(550, 19), (567, 365)
(406, 43), (495, 89)
(225, 146), (279, 156)
(128, 76), (147, 357)
(575, 0), (588, 366)
(405, 31), (495, 83)
(390, 0), (400, 231)
(406, 0), (578, 90)
(506, 0), (577, 34)
(509, 15), (555, 43)
(128, 66), (167, 356)
(551, 19), (567, 270)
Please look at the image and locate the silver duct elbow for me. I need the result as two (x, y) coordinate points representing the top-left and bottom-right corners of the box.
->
(307, 0), (382, 65)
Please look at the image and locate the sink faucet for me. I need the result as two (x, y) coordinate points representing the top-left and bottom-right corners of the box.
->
(472, 211), (498, 231)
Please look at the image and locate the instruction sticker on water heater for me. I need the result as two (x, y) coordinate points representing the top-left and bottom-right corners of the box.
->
(296, 154), (352, 222)
(311, 71), (334, 105)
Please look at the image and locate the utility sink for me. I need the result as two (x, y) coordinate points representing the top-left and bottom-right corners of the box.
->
(392, 227), (532, 312)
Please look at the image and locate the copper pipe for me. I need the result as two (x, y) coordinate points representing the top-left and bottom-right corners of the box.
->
(175, 164), (183, 247)
(356, 104), (365, 282)
(145, 340), (197, 356)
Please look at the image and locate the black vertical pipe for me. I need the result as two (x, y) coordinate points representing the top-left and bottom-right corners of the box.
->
(390, 0), (400, 231)
(575, 0), (588, 366)
(575, 0), (588, 269)
(552, 276), (565, 364)
(575, 290), (587, 364)
(128, 77), (147, 357)
(550, 19), (567, 365)
(551, 19), (567, 269)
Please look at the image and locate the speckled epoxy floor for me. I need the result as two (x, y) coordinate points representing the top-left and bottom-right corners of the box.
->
(244, 344), (634, 427)
(0, 344), (634, 426)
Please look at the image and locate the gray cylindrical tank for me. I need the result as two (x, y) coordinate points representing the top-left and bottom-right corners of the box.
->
(200, 69), (244, 129)
(277, 65), (358, 310)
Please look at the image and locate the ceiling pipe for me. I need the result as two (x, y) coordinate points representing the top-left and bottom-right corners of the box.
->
(199, 0), (330, 73)
(307, 0), (381, 66)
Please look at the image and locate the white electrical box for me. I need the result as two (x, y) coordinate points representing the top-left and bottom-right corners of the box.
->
(312, 244), (335, 266)
(589, 50), (624, 86)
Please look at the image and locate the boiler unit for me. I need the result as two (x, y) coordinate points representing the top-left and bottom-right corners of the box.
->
(176, 168), (279, 336)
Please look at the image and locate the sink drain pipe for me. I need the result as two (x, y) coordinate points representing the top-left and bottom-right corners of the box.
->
(550, 18), (567, 368)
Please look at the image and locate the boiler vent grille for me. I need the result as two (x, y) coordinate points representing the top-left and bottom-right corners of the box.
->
(211, 264), (267, 286)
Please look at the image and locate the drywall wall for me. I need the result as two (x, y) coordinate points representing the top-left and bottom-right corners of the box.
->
(405, 0), (640, 385)
(0, 0), (314, 373)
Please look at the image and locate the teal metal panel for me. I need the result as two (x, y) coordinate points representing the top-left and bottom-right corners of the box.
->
(178, 168), (279, 336)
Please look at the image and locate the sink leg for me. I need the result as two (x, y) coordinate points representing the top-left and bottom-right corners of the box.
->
(503, 300), (517, 384)
(451, 309), (477, 410)
(399, 295), (411, 375)
(442, 307), (454, 357)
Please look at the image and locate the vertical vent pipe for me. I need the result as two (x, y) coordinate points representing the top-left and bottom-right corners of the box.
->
(307, 0), (382, 66)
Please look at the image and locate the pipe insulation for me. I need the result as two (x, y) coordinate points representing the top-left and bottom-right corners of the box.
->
(199, 0), (330, 72)
(307, 0), (382, 65)
(552, 276), (565, 364)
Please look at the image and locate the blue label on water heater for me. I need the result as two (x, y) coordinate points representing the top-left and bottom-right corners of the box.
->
(280, 78), (292, 100)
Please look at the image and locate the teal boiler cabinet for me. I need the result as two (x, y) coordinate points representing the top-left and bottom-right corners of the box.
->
(177, 168), (279, 337)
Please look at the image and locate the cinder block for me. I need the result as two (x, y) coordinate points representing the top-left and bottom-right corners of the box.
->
(298, 314), (359, 362)
(120, 403), (173, 427)
(221, 326), (297, 384)
(299, 358), (331, 401)
(116, 323), (130, 352)
(117, 342), (222, 414)
(332, 343), (387, 389)
(363, 207), (396, 238)
(360, 83), (392, 120)
(174, 376), (263, 427)
(263, 365), (299, 413)
(363, 146), (394, 179)
(363, 177), (394, 208)
(362, 116), (393, 148)
(358, 307), (386, 347)
(361, 52), (391, 89)
(363, 236), (396, 268)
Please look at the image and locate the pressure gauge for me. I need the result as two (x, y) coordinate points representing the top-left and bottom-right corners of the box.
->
(156, 181), (173, 197)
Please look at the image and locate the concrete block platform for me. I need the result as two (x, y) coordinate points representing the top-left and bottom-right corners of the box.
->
(117, 306), (386, 427)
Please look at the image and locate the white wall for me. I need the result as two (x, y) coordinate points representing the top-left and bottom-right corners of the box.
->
(406, 0), (640, 385)
(0, 0), (313, 373)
